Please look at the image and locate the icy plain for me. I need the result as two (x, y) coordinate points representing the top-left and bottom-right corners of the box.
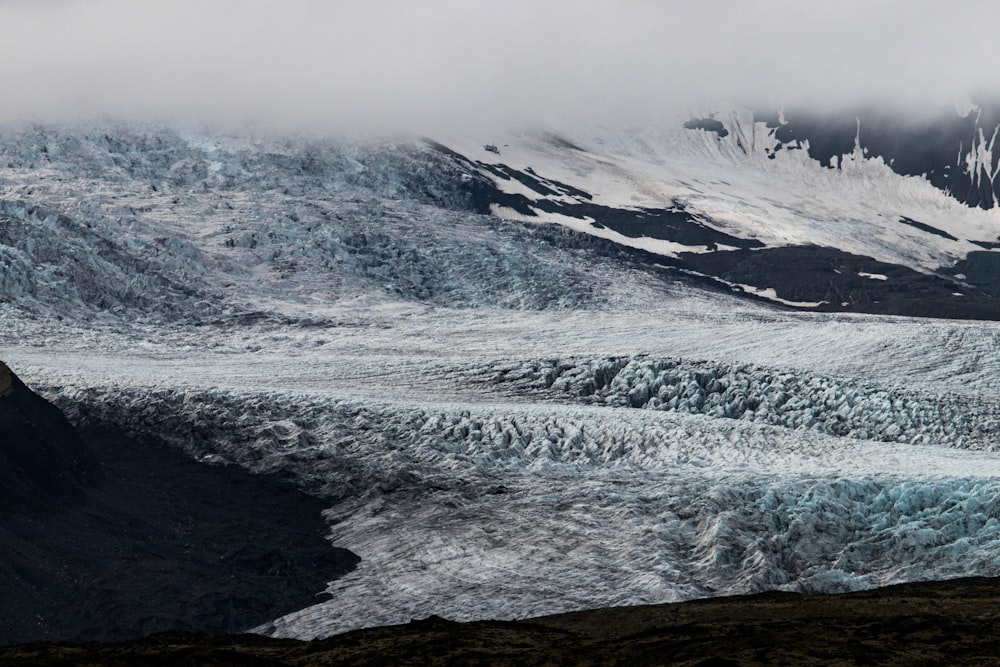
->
(4, 123), (1000, 638)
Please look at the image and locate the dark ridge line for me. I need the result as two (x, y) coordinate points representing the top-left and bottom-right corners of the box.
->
(7, 576), (1000, 666)
(898, 216), (958, 241)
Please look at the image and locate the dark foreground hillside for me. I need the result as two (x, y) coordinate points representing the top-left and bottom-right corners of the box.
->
(0, 362), (358, 645)
(3, 576), (1000, 666)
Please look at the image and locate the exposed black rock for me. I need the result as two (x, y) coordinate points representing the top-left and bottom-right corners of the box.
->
(0, 363), (358, 646)
(683, 117), (730, 138)
(0, 361), (102, 518)
(570, 203), (763, 250)
(951, 251), (1000, 297)
(898, 216), (958, 242)
(425, 140), (763, 250)
(475, 161), (594, 201)
(680, 245), (1000, 320)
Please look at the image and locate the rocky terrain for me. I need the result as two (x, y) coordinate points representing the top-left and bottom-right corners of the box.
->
(4, 576), (1000, 665)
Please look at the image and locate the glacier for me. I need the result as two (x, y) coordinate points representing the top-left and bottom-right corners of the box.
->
(5, 117), (1000, 640)
(15, 335), (1000, 638)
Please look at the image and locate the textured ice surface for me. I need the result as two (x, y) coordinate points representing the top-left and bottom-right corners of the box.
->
(0, 125), (680, 322)
(5, 122), (1000, 639)
(9, 292), (1000, 638)
(24, 363), (1000, 638)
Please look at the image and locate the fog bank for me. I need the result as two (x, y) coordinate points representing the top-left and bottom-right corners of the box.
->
(1, 1), (997, 133)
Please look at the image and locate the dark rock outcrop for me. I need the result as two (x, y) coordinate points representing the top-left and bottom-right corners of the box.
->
(765, 105), (1000, 210)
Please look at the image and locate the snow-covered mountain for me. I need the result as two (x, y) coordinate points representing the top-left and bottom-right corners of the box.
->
(3, 107), (1000, 323)
(428, 105), (1000, 319)
(7, 114), (1000, 643)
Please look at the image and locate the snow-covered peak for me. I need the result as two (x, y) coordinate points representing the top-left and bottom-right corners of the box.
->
(427, 107), (1000, 318)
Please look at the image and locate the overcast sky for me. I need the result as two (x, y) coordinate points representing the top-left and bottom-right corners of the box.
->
(0, 0), (996, 133)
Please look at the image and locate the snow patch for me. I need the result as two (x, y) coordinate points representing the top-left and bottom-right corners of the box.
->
(735, 284), (828, 308)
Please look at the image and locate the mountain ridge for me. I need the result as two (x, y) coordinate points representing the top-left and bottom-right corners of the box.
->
(5, 575), (1000, 666)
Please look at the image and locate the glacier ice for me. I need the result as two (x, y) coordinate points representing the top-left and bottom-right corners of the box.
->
(20, 357), (1000, 639)
(5, 121), (1000, 641)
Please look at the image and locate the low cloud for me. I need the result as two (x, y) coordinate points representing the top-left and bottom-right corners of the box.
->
(1, 0), (996, 133)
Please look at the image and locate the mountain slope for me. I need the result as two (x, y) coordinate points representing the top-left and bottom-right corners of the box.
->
(0, 362), (358, 645)
(4, 115), (1000, 322)
(426, 106), (1000, 318)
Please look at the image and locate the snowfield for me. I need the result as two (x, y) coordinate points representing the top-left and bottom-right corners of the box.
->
(439, 111), (1000, 272)
(5, 120), (1000, 638)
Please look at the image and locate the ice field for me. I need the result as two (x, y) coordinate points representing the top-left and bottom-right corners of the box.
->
(7, 299), (1000, 637)
(4, 121), (1000, 637)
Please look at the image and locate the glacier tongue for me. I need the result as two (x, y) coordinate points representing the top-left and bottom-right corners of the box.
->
(24, 351), (1000, 640)
(266, 474), (1000, 639)
(8, 120), (1000, 640)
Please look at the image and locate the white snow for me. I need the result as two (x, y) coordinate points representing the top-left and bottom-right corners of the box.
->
(438, 115), (1000, 274)
(492, 204), (715, 257)
(733, 283), (828, 307)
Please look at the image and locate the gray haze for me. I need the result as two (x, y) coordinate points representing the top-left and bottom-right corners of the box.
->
(1, 0), (997, 133)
